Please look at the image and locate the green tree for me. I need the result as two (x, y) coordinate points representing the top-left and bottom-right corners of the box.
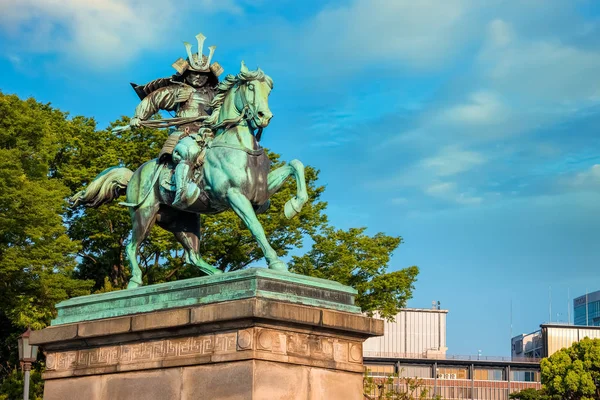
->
(291, 227), (419, 320)
(0, 91), (421, 395)
(0, 368), (43, 400)
(540, 337), (600, 400)
(60, 117), (174, 289)
(0, 93), (94, 385)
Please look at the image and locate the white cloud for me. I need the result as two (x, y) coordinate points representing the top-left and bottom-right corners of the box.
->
(390, 197), (409, 205)
(297, 0), (483, 71)
(487, 19), (513, 48)
(7, 54), (21, 67)
(440, 91), (508, 125)
(315, 0), (600, 213)
(478, 20), (600, 106)
(425, 182), (456, 196)
(388, 14), (600, 150)
(367, 145), (486, 207)
(0, 0), (239, 69)
(420, 146), (486, 177)
(569, 164), (600, 189)
(425, 182), (483, 205)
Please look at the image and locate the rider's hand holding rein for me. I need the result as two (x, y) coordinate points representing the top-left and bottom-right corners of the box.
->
(130, 117), (142, 129)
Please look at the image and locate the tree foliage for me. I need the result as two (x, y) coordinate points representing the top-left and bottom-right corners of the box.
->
(0, 368), (43, 400)
(0, 91), (420, 394)
(0, 93), (94, 387)
(509, 388), (554, 400)
(540, 337), (600, 400)
(291, 227), (419, 320)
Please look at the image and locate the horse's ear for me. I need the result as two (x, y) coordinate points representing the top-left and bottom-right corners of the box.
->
(240, 60), (249, 73)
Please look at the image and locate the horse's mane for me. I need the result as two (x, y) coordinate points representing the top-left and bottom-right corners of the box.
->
(204, 68), (273, 128)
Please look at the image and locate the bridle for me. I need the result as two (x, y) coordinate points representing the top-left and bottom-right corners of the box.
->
(236, 81), (264, 141)
(209, 80), (265, 141)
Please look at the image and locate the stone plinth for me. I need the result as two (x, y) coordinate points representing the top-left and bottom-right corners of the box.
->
(31, 268), (383, 400)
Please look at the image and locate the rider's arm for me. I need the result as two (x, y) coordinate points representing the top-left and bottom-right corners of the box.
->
(133, 85), (193, 121)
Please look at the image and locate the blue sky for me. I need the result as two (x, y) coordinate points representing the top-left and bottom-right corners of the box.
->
(1, 0), (599, 356)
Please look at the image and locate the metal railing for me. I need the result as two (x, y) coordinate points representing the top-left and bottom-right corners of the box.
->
(363, 351), (542, 363)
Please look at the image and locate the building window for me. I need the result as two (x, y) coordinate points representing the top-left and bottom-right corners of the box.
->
(437, 367), (468, 380)
(365, 364), (395, 377)
(474, 368), (504, 381)
(398, 365), (431, 378)
(511, 370), (541, 382)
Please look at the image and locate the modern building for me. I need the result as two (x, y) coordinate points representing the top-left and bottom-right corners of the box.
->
(364, 356), (541, 400)
(574, 290), (600, 326)
(364, 305), (542, 399)
(363, 307), (448, 359)
(511, 323), (600, 359)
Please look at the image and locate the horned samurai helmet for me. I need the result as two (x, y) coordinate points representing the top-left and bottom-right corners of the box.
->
(172, 33), (224, 77)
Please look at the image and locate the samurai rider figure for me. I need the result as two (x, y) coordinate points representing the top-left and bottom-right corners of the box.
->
(129, 33), (224, 208)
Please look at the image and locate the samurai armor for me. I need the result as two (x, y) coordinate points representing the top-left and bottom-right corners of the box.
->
(158, 132), (182, 159)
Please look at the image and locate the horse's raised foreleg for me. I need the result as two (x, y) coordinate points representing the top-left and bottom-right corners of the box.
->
(125, 204), (159, 288)
(227, 188), (287, 271)
(265, 159), (308, 219)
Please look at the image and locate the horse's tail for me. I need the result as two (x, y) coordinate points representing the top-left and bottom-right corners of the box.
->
(70, 166), (133, 208)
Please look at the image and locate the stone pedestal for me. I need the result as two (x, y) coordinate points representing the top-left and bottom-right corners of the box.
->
(31, 268), (383, 400)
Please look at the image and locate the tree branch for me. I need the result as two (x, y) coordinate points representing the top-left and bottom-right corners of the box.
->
(77, 252), (97, 264)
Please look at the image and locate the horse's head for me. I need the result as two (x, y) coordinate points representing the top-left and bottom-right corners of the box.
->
(234, 61), (274, 129)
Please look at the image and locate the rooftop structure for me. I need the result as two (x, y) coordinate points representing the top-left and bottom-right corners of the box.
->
(363, 307), (448, 359)
(512, 323), (600, 359)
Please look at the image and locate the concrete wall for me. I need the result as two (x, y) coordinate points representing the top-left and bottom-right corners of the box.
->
(363, 308), (448, 357)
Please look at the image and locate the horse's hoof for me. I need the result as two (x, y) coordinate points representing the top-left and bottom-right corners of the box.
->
(127, 279), (142, 289)
(284, 198), (302, 219)
(198, 263), (224, 276)
(204, 267), (224, 275)
(268, 260), (288, 272)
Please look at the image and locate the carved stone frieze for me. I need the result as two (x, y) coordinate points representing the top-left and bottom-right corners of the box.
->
(44, 327), (363, 375)
(46, 332), (237, 372)
(253, 327), (362, 364)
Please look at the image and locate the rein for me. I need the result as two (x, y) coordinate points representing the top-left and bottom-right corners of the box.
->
(205, 82), (264, 155)
(207, 141), (264, 156)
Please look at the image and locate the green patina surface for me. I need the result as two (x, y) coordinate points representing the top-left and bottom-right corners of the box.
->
(51, 268), (360, 325)
(73, 40), (310, 290)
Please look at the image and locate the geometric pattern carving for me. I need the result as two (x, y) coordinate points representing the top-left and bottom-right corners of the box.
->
(44, 328), (363, 374)
(46, 332), (237, 372)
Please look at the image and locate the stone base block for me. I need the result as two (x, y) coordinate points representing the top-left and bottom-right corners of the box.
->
(44, 360), (363, 400)
(31, 273), (383, 399)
